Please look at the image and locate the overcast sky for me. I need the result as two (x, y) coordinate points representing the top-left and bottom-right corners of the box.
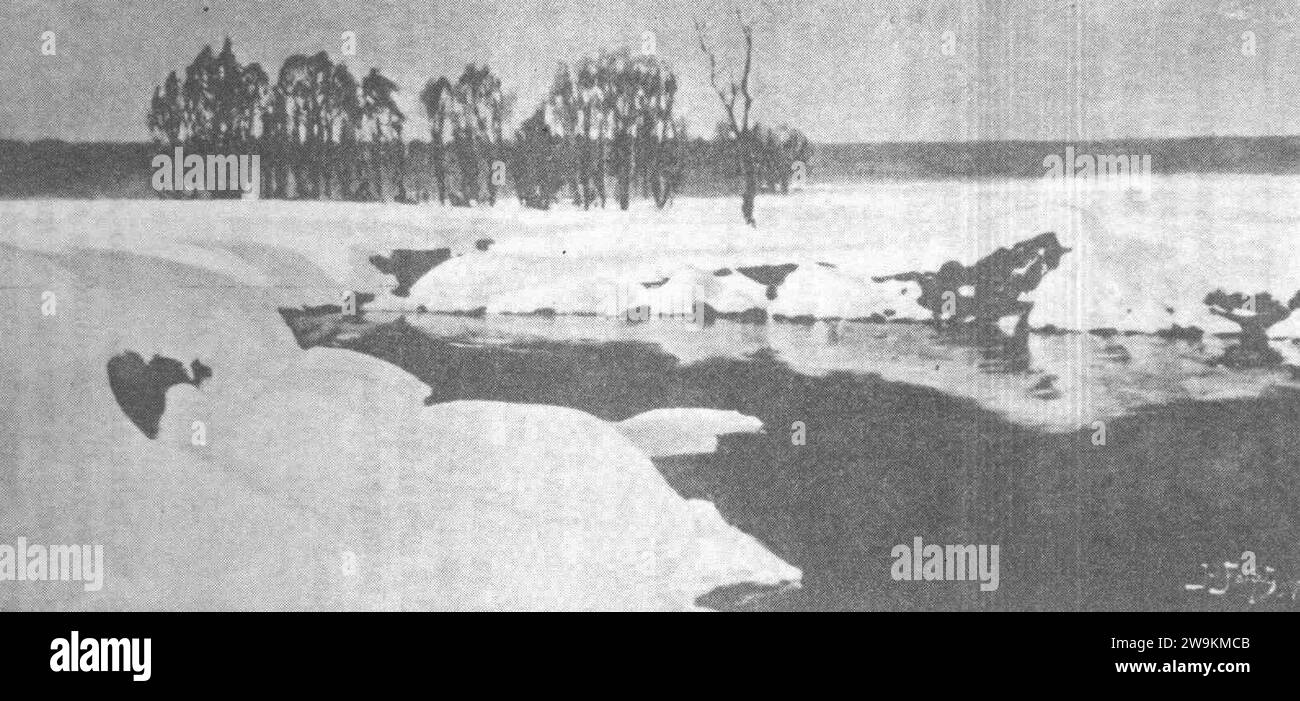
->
(2, 0), (1298, 143)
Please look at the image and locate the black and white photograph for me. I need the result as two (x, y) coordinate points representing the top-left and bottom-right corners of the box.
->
(0, 0), (1297, 681)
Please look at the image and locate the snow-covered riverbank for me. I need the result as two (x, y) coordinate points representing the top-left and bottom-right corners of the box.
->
(4, 177), (1300, 609)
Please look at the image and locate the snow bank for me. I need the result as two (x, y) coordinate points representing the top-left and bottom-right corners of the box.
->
(4, 178), (1297, 604)
(0, 208), (800, 610)
(365, 175), (1300, 337)
(172, 360), (801, 609)
(0, 246), (336, 610)
(400, 401), (797, 609)
(396, 254), (927, 323)
(640, 266), (770, 315)
(392, 254), (626, 314)
(0, 198), (484, 295)
(617, 409), (765, 459)
(769, 262), (925, 321)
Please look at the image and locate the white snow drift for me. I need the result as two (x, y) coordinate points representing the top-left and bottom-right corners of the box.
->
(355, 175), (1300, 337)
(0, 213), (800, 611)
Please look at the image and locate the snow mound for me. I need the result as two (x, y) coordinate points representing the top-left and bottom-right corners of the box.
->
(402, 400), (798, 610)
(616, 408), (765, 458)
(214, 356), (801, 609)
(684, 499), (801, 595)
(395, 255), (620, 314)
(635, 266), (769, 315)
(1, 227), (799, 610)
(0, 250), (339, 610)
(770, 262), (925, 321)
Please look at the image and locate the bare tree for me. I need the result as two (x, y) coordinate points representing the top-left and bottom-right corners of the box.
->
(592, 54), (616, 208)
(512, 104), (559, 209)
(276, 54), (312, 197)
(150, 40), (267, 198)
(644, 65), (682, 208)
(451, 64), (489, 204)
(483, 73), (513, 206)
(573, 57), (601, 208)
(361, 68), (404, 201)
(420, 77), (453, 205)
(151, 41), (402, 203)
(147, 71), (185, 146)
(607, 51), (639, 210)
(326, 63), (361, 199)
(547, 64), (582, 205)
(696, 12), (758, 226)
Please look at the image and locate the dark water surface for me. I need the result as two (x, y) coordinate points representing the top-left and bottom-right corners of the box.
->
(281, 310), (1300, 611)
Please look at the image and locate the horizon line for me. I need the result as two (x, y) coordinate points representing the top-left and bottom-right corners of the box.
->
(5, 134), (1298, 148)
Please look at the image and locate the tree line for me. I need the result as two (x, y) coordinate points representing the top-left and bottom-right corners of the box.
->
(147, 29), (810, 224)
(148, 38), (406, 201)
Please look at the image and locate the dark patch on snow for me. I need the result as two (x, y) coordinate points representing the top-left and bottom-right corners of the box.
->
(475, 238), (494, 252)
(1027, 374), (1061, 400)
(368, 249), (453, 297)
(874, 231), (1069, 336)
(1101, 343), (1132, 363)
(107, 351), (211, 439)
(1204, 290), (1300, 368)
(737, 263), (799, 300)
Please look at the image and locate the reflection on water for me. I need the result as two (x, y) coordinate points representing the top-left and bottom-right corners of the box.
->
(378, 310), (1298, 432)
